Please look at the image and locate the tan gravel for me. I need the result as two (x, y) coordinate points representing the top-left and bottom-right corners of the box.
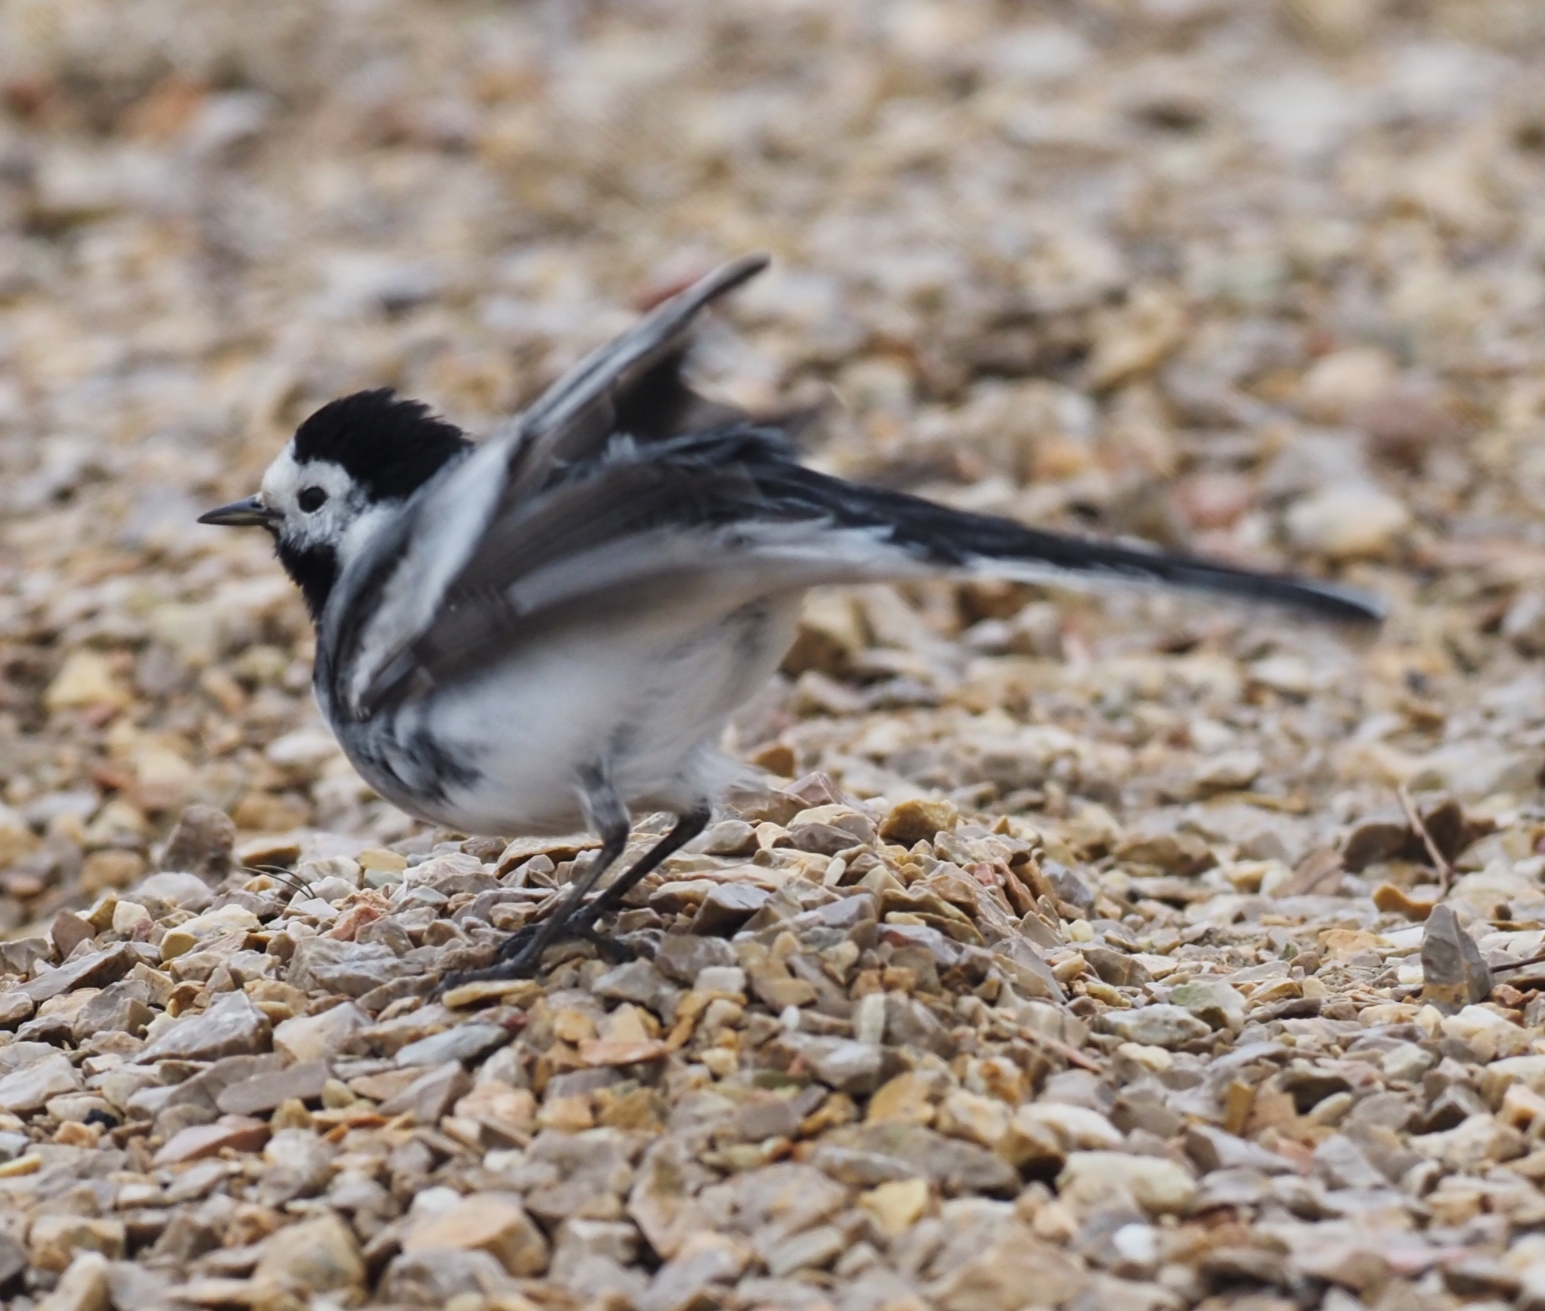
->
(4, 0), (1545, 1309)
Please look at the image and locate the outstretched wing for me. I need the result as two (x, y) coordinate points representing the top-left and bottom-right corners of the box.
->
(324, 256), (772, 718)
(322, 251), (1383, 723)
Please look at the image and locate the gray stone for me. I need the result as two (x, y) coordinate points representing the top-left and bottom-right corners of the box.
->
(71, 980), (154, 1041)
(394, 1023), (507, 1068)
(136, 991), (271, 1063)
(822, 1123), (1020, 1196)
(1103, 1004), (1212, 1049)
(0, 1228), (28, 1286)
(216, 1060), (330, 1115)
(20, 944), (138, 1004)
(130, 871), (216, 915)
(1421, 905), (1492, 1014)
(287, 936), (417, 997)
(1185, 1125), (1294, 1175)
(381, 1060), (471, 1123)
(0, 1052), (83, 1113)
(692, 884), (771, 936)
(381, 1249), (514, 1303)
(273, 1002), (369, 1064)
(593, 959), (671, 1007)
(654, 933), (737, 985)
(798, 1036), (884, 1095)
(159, 804), (236, 880)
(639, 1236), (750, 1311)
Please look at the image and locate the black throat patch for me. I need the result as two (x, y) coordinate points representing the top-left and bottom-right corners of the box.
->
(276, 538), (340, 620)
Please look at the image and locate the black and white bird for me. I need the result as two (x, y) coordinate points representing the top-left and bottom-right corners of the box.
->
(200, 254), (1382, 982)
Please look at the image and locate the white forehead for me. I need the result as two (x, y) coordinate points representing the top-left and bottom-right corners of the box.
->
(261, 446), (354, 505)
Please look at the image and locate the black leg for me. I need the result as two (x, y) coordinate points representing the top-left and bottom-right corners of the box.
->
(439, 802), (710, 990)
(566, 804), (711, 935)
(441, 771), (629, 988)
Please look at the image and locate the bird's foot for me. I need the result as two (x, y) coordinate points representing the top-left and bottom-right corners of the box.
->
(439, 917), (635, 991)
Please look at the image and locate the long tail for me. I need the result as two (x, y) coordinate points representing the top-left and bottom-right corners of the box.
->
(760, 464), (1386, 625)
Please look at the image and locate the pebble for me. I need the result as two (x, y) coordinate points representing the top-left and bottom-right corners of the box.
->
(152, 1115), (270, 1166)
(1422, 904), (1494, 1014)
(1058, 1152), (1199, 1215)
(251, 1213), (366, 1300)
(1103, 1004), (1212, 1049)
(135, 990), (271, 1063)
(404, 1193), (550, 1276)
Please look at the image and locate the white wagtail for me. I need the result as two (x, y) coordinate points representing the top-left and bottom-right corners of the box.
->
(200, 254), (1383, 981)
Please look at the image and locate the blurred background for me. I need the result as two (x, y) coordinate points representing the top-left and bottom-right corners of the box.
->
(2, 0), (1545, 927)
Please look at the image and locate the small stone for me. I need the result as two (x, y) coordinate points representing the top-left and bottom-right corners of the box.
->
(592, 959), (670, 1007)
(405, 1193), (550, 1276)
(381, 1060), (472, 1123)
(878, 797), (960, 847)
(732, 1094), (801, 1142)
(0, 1053), (82, 1113)
(34, 1252), (111, 1311)
(867, 1072), (939, 1125)
(252, 1214), (366, 1300)
(1371, 883), (1435, 920)
(21, 943), (137, 1003)
(639, 1233), (750, 1311)
(442, 978), (544, 1009)
(44, 651), (129, 712)
(216, 1060), (329, 1115)
(1058, 1152), (1197, 1214)
(273, 1001), (369, 1063)
(654, 933), (738, 984)
(153, 1115), (270, 1166)
(998, 1102), (1123, 1171)
(396, 1023), (507, 1068)
(159, 805), (236, 880)
(691, 883), (770, 936)
(1169, 979), (1247, 1031)
(29, 1215), (126, 1274)
(136, 990), (271, 1063)
(1285, 486), (1410, 560)
(926, 1220), (1090, 1311)
(130, 871), (216, 915)
(764, 1224), (846, 1277)
(381, 1249), (515, 1303)
(0, 992), (34, 1028)
(1103, 1004), (1212, 1049)
(287, 935), (416, 996)
(1114, 831), (1215, 876)
(0, 1229), (27, 1288)
(937, 1090), (1011, 1148)
(79, 849), (146, 895)
(1421, 905), (1493, 1015)
(859, 1177), (932, 1237)
(72, 980), (153, 1041)
(51, 910), (96, 959)
(800, 1036), (885, 1094)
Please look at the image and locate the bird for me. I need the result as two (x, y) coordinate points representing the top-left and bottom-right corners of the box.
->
(199, 253), (1383, 984)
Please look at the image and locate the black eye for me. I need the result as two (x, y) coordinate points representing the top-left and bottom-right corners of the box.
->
(297, 487), (328, 513)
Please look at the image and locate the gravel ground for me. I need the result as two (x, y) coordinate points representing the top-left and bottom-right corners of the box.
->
(4, 1), (1545, 1308)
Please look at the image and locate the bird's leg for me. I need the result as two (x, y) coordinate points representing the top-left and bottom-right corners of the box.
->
(442, 770), (629, 987)
(441, 803), (712, 989)
(565, 804), (711, 935)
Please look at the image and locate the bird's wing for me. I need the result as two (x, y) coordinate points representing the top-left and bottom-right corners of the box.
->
(340, 423), (1383, 719)
(326, 256), (771, 714)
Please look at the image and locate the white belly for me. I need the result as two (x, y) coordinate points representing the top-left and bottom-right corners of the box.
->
(336, 591), (799, 834)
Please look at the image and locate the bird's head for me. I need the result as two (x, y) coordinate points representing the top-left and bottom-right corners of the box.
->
(199, 389), (471, 618)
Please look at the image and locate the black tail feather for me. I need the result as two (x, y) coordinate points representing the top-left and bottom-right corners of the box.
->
(760, 465), (1385, 625)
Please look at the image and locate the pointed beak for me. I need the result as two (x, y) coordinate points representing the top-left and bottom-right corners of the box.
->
(197, 495), (277, 528)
